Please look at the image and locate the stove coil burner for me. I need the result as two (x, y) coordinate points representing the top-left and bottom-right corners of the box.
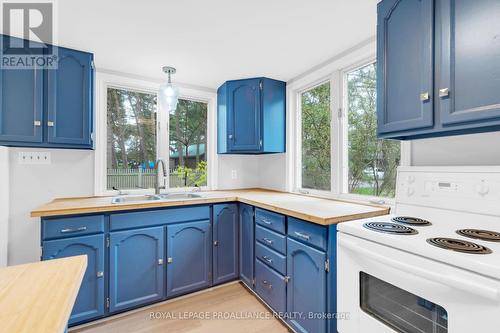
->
(363, 222), (418, 235)
(391, 216), (431, 226)
(426, 237), (492, 254)
(456, 229), (500, 242)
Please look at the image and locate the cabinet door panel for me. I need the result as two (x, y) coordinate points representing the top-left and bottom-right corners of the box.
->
(109, 226), (164, 313)
(227, 79), (261, 151)
(42, 234), (105, 325)
(213, 204), (239, 285)
(0, 36), (43, 143)
(438, 0), (500, 125)
(377, 0), (434, 134)
(166, 220), (211, 297)
(287, 238), (327, 333)
(239, 204), (255, 288)
(47, 47), (93, 146)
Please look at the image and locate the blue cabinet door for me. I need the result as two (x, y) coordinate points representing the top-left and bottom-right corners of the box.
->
(109, 226), (164, 313)
(287, 238), (327, 333)
(47, 47), (93, 146)
(42, 234), (105, 325)
(227, 79), (261, 152)
(213, 204), (239, 285)
(377, 0), (434, 135)
(437, 0), (500, 126)
(239, 204), (254, 288)
(0, 35), (43, 144)
(166, 220), (211, 297)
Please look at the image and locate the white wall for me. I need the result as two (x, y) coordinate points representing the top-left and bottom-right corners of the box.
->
(8, 148), (94, 265)
(0, 147), (9, 267)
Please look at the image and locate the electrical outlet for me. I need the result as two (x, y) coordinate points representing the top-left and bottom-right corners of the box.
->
(231, 170), (237, 180)
(18, 151), (51, 165)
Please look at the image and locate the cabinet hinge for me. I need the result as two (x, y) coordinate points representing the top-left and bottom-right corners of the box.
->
(40, 246), (43, 258)
(106, 236), (110, 248)
(325, 259), (330, 272)
(252, 278), (256, 287)
(106, 297), (110, 309)
(284, 276), (290, 284)
(259, 139), (262, 148)
(259, 82), (263, 90)
(91, 60), (95, 69)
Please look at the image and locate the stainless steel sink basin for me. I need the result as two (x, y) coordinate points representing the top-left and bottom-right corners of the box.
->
(111, 195), (162, 204)
(111, 193), (202, 204)
(157, 193), (202, 200)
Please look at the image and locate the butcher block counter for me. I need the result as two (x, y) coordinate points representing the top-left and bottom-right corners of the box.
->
(31, 189), (389, 225)
(0, 256), (87, 333)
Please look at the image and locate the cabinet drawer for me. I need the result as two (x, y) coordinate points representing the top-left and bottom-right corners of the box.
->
(42, 215), (104, 240)
(255, 208), (285, 234)
(255, 225), (286, 255)
(255, 241), (286, 275)
(255, 259), (286, 314)
(287, 218), (327, 251)
(110, 206), (210, 231)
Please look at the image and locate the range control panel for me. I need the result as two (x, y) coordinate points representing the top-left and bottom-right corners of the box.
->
(396, 167), (500, 216)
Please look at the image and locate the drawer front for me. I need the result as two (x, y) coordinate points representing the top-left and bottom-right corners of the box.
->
(255, 259), (286, 314)
(255, 208), (285, 234)
(287, 217), (327, 251)
(42, 215), (105, 240)
(110, 205), (210, 231)
(255, 241), (286, 275)
(255, 225), (286, 255)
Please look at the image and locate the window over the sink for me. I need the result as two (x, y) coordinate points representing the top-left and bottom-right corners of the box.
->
(94, 72), (215, 195)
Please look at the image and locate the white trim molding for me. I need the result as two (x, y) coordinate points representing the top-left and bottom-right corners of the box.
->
(94, 71), (217, 196)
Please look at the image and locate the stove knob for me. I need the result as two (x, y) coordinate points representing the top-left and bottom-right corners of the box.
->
(406, 175), (416, 184)
(407, 187), (415, 196)
(476, 183), (489, 196)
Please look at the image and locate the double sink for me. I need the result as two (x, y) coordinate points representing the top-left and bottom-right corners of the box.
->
(111, 193), (202, 204)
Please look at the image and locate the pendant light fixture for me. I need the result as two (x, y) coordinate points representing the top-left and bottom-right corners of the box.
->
(159, 66), (179, 112)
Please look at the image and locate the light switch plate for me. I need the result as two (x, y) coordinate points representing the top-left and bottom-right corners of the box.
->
(231, 170), (237, 180)
(18, 151), (51, 165)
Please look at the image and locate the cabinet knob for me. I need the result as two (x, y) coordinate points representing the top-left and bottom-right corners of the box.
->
(47, 121), (54, 127)
(158, 259), (164, 265)
(167, 257), (173, 264)
(420, 92), (430, 102)
(439, 88), (450, 98)
(213, 240), (219, 247)
(97, 271), (104, 278)
(228, 134), (233, 139)
(33, 120), (41, 127)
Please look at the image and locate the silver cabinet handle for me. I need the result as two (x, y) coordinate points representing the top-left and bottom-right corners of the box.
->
(261, 219), (272, 225)
(294, 231), (311, 240)
(261, 280), (272, 289)
(97, 271), (104, 278)
(47, 121), (54, 127)
(439, 88), (450, 98)
(60, 226), (87, 234)
(167, 257), (173, 264)
(262, 255), (273, 264)
(262, 238), (273, 245)
(420, 92), (430, 102)
(228, 134), (233, 139)
(158, 259), (164, 265)
(213, 240), (219, 247)
(34, 120), (41, 126)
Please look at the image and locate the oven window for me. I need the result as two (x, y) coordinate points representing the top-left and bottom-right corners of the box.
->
(360, 272), (448, 333)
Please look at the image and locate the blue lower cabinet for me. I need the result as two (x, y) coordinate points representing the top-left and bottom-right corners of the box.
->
(239, 204), (255, 288)
(213, 204), (239, 285)
(109, 226), (165, 313)
(255, 259), (286, 314)
(287, 238), (327, 333)
(166, 220), (211, 297)
(42, 234), (105, 325)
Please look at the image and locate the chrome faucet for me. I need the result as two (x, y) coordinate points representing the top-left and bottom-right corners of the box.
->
(154, 159), (167, 195)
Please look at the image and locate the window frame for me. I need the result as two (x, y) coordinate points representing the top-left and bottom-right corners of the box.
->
(94, 71), (217, 196)
(292, 56), (411, 205)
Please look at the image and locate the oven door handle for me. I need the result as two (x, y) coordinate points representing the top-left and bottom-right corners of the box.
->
(339, 237), (500, 301)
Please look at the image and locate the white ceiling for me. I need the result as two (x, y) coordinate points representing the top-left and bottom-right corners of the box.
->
(57, 0), (377, 89)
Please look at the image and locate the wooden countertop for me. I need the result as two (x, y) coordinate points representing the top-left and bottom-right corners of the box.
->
(31, 189), (390, 225)
(0, 256), (87, 333)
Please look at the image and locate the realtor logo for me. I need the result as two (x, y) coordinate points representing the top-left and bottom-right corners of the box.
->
(1, 0), (58, 69)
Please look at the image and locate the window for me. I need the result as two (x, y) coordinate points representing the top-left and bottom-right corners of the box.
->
(346, 63), (400, 197)
(105, 84), (209, 192)
(300, 82), (331, 191)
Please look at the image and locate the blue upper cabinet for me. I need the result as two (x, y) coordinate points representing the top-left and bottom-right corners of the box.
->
(218, 77), (285, 154)
(213, 204), (239, 285)
(378, 0), (500, 139)
(47, 47), (93, 147)
(0, 35), (44, 144)
(0, 35), (94, 148)
(377, 0), (434, 136)
(42, 234), (105, 325)
(109, 226), (165, 313)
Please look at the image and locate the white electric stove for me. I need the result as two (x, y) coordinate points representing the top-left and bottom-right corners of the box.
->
(337, 166), (500, 333)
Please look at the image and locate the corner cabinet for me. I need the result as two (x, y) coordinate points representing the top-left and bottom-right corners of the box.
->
(377, 0), (500, 139)
(217, 77), (285, 154)
(0, 35), (94, 149)
(213, 204), (239, 285)
(239, 204), (255, 288)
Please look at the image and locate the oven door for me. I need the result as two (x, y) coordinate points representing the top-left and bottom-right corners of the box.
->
(337, 232), (500, 333)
